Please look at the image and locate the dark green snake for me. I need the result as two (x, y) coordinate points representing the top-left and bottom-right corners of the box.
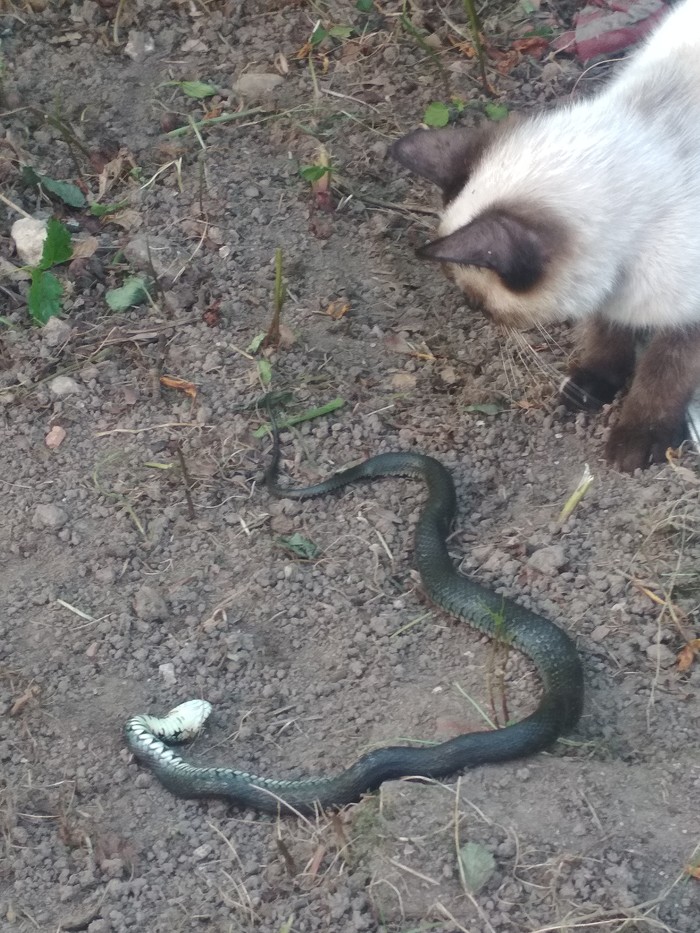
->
(125, 434), (584, 816)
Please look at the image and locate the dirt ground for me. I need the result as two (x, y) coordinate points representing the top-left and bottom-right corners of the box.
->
(1, 2), (700, 931)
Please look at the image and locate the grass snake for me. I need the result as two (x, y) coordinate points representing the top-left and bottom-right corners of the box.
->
(125, 435), (584, 816)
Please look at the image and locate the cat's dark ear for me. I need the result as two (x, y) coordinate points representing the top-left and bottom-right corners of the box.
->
(390, 126), (498, 202)
(418, 208), (554, 291)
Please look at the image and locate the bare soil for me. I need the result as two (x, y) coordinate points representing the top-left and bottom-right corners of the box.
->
(1, 2), (699, 932)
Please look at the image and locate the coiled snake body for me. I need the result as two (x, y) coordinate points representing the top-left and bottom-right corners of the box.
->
(125, 448), (584, 815)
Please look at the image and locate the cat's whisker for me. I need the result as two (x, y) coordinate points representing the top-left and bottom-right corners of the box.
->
(508, 329), (565, 391)
(535, 322), (571, 362)
(499, 339), (521, 395)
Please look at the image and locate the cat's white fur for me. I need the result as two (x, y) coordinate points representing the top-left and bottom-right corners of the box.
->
(439, 0), (700, 330)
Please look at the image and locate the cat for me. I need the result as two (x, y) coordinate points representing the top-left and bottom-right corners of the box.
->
(390, 0), (700, 472)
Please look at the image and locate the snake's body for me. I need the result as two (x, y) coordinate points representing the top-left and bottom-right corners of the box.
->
(125, 450), (584, 815)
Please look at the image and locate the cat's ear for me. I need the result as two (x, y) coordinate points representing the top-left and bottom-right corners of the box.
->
(390, 126), (498, 201)
(417, 208), (553, 291)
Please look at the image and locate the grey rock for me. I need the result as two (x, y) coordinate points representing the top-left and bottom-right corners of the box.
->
(133, 585), (168, 622)
(527, 545), (567, 575)
(32, 504), (69, 530)
(42, 316), (72, 348)
(233, 72), (283, 100)
(645, 643), (676, 667)
(50, 375), (81, 397)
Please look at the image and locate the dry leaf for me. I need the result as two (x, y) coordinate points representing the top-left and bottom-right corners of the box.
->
(384, 332), (414, 354)
(677, 638), (700, 672)
(439, 365), (459, 385)
(160, 375), (198, 399)
(390, 372), (417, 390)
(278, 322), (297, 349)
(45, 425), (67, 448)
(511, 36), (549, 58)
(71, 236), (99, 260)
(685, 864), (700, 880)
(108, 209), (142, 231)
(325, 299), (350, 320)
(10, 684), (40, 716)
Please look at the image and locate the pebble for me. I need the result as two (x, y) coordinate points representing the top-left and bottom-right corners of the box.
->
(645, 643), (676, 667)
(50, 375), (81, 397)
(11, 216), (47, 265)
(233, 72), (283, 99)
(32, 503), (68, 530)
(159, 662), (176, 685)
(42, 316), (72, 347)
(133, 585), (169, 622)
(527, 545), (567, 575)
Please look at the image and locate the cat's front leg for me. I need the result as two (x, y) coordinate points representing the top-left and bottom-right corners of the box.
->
(606, 326), (700, 472)
(560, 316), (636, 411)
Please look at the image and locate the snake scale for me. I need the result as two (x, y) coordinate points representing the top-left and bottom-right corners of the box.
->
(125, 431), (584, 816)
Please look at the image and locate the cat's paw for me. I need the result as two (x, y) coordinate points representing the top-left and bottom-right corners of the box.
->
(559, 369), (622, 411)
(605, 418), (686, 472)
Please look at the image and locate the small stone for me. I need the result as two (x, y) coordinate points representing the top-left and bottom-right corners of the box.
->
(50, 375), (81, 397)
(11, 216), (47, 265)
(124, 30), (155, 61)
(87, 920), (109, 933)
(645, 643), (676, 667)
(192, 843), (211, 861)
(159, 662), (176, 686)
(45, 425), (67, 449)
(527, 545), (567, 575)
(233, 72), (284, 100)
(32, 503), (68, 530)
(590, 624), (610, 642)
(133, 585), (168, 622)
(122, 234), (170, 277)
(42, 316), (72, 347)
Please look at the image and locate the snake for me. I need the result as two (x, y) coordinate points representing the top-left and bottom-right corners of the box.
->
(125, 426), (584, 816)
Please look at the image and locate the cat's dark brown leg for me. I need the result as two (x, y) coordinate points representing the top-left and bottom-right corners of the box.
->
(560, 316), (636, 411)
(606, 325), (700, 472)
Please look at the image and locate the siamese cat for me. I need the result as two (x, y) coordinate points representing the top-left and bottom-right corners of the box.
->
(391, 0), (700, 472)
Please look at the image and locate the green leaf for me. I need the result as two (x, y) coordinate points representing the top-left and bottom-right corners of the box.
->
(277, 533), (320, 560)
(310, 25), (328, 45)
(300, 164), (331, 183)
(522, 25), (554, 37)
(484, 101), (509, 122)
(458, 842), (496, 895)
(22, 165), (86, 208)
(39, 217), (73, 270)
(89, 200), (129, 217)
(253, 398), (346, 439)
(28, 269), (63, 324)
(463, 402), (506, 415)
(105, 276), (149, 311)
(247, 332), (266, 354)
(40, 176), (86, 208)
(179, 80), (219, 99)
(423, 101), (450, 128)
(257, 359), (272, 386)
(21, 165), (41, 187)
(355, 0), (373, 10)
(328, 24), (352, 39)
